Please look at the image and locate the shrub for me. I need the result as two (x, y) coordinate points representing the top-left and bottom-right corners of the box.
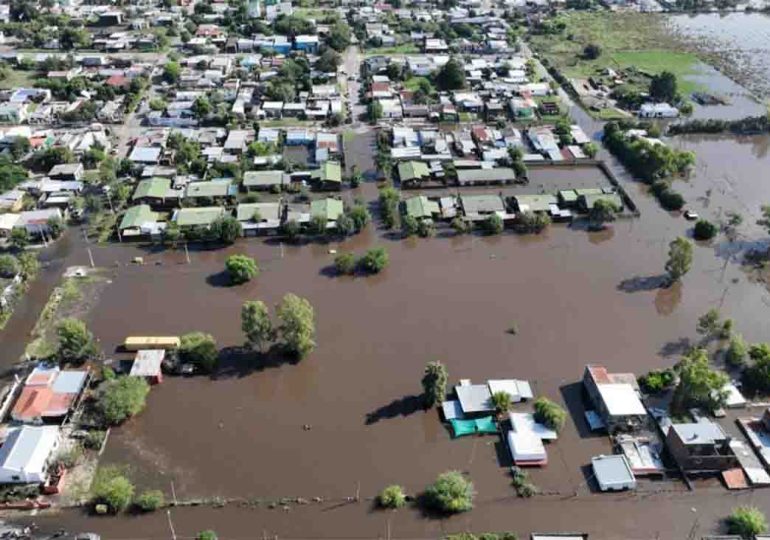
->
(638, 369), (676, 394)
(97, 377), (150, 426)
(91, 466), (134, 514)
(334, 252), (356, 275)
(378, 484), (406, 509)
(491, 391), (512, 414)
(359, 247), (389, 274)
(515, 212), (550, 234)
(225, 254), (259, 285)
(727, 506), (767, 539)
(84, 430), (106, 450)
(511, 469), (537, 498)
(423, 471), (474, 514)
(180, 332), (218, 372)
(533, 397), (566, 432)
(401, 215), (419, 237)
(482, 213), (504, 235)
(197, 531), (218, 540)
(135, 490), (164, 512)
(57, 318), (97, 364)
(417, 219), (435, 238)
(693, 219), (718, 240)
(281, 219), (301, 241)
(335, 214), (354, 237)
(347, 205), (371, 232)
(451, 217), (470, 234)
(726, 334), (748, 367)
(309, 214), (328, 236)
(0, 254), (19, 278)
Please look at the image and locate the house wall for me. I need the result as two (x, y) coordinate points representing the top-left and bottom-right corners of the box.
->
(666, 430), (738, 472)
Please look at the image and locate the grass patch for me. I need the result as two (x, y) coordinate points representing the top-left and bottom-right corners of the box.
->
(364, 44), (418, 56)
(403, 76), (432, 92)
(0, 69), (37, 90)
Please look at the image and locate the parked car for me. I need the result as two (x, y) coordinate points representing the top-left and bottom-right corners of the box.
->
(684, 210), (699, 220)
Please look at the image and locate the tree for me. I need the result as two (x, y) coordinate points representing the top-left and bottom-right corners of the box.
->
(0, 254), (19, 278)
(451, 217), (470, 234)
(583, 43), (601, 59)
(638, 368), (676, 394)
(347, 205), (371, 232)
(211, 216), (242, 244)
(743, 344), (770, 395)
(17, 252), (39, 280)
(697, 308), (721, 337)
(309, 214), (327, 236)
(225, 254), (259, 285)
(583, 141), (598, 158)
(359, 247), (389, 274)
(241, 300), (273, 352)
(421, 361), (448, 408)
(327, 21), (351, 51)
(417, 219), (435, 238)
(97, 377), (150, 425)
(281, 219), (301, 241)
(179, 332), (219, 373)
(515, 212), (550, 234)
(665, 237), (693, 283)
(368, 100), (383, 123)
(491, 391), (512, 414)
(335, 214), (354, 237)
(10, 227), (28, 249)
(693, 219), (718, 240)
(315, 49), (341, 72)
(649, 71), (677, 103)
(672, 348), (728, 412)
(57, 318), (97, 364)
(482, 213), (504, 235)
(334, 252), (356, 275)
(401, 215), (419, 237)
(378, 485), (406, 509)
(588, 199), (619, 229)
(135, 490), (164, 512)
(423, 471), (474, 514)
(163, 61), (181, 84)
(91, 466), (134, 514)
(191, 95), (212, 118)
(47, 215), (63, 239)
(276, 293), (316, 359)
(727, 506), (767, 539)
(726, 334), (748, 367)
(533, 397), (567, 432)
(436, 57), (466, 91)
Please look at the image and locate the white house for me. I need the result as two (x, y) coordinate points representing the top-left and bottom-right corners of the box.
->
(0, 426), (60, 483)
(592, 454), (637, 491)
(639, 103), (679, 119)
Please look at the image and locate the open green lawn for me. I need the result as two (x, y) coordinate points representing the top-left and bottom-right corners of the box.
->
(364, 44), (419, 57)
(530, 12), (703, 93)
(0, 69), (37, 90)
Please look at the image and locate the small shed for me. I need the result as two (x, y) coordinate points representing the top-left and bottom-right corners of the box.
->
(591, 454), (636, 491)
(507, 430), (547, 466)
(130, 350), (165, 384)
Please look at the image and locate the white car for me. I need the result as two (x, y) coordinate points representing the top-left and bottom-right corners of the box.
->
(684, 210), (699, 220)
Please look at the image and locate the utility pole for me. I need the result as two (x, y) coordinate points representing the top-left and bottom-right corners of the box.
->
(184, 242), (190, 264)
(166, 509), (177, 540)
(87, 247), (95, 268)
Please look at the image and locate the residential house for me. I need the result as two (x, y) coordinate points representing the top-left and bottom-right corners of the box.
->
(119, 205), (163, 238)
(15, 208), (63, 237)
(456, 167), (516, 186)
(583, 365), (648, 433)
(666, 422), (738, 472)
(310, 161), (342, 191)
(184, 180), (236, 204)
(11, 365), (88, 424)
(132, 177), (179, 207)
(47, 163), (83, 182)
(172, 206), (227, 229)
(237, 201), (282, 235)
(310, 198), (344, 227)
(404, 195), (439, 220)
(0, 425), (60, 483)
(398, 161), (431, 186)
(460, 194), (505, 218)
(243, 170), (286, 192)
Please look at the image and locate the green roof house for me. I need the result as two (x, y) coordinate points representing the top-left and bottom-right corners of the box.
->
(513, 194), (558, 213)
(578, 192), (623, 212)
(119, 204), (160, 235)
(398, 161), (431, 186)
(132, 178), (174, 204)
(243, 170), (286, 191)
(404, 195), (439, 220)
(310, 198), (344, 222)
(184, 180), (236, 201)
(311, 161), (342, 191)
(173, 207), (227, 228)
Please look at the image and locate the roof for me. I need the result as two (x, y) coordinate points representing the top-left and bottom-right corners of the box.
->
(591, 454), (635, 486)
(130, 349), (165, 378)
(129, 146), (162, 163)
(455, 384), (493, 414)
(236, 202), (280, 222)
(398, 160), (430, 182)
(597, 384), (646, 417)
(404, 196), (439, 219)
(51, 370), (87, 394)
(509, 412), (557, 440)
(670, 422), (727, 445)
(507, 430), (546, 462)
(243, 170), (285, 187)
(133, 178), (171, 200)
(312, 161), (342, 184)
(579, 192), (623, 210)
(48, 163), (82, 177)
(120, 205), (159, 230)
(173, 207), (226, 227)
(310, 198), (344, 221)
(185, 180), (233, 198)
(0, 426), (59, 476)
(461, 194), (505, 215)
(488, 379), (533, 401)
(441, 400), (464, 421)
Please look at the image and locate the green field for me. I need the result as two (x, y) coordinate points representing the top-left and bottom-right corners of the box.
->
(364, 44), (419, 57)
(529, 12), (703, 93)
(0, 69), (37, 90)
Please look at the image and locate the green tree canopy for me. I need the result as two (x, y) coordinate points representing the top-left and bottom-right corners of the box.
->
(276, 293), (316, 359)
(423, 471), (475, 514)
(359, 247), (389, 273)
(91, 466), (134, 514)
(97, 376), (150, 426)
(672, 348), (728, 412)
(421, 361), (448, 407)
(665, 237), (693, 283)
(225, 254), (259, 285)
(435, 57), (466, 91)
(179, 332), (219, 373)
(533, 397), (567, 432)
(727, 506), (767, 539)
(649, 71), (677, 103)
(57, 318), (97, 364)
(242, 300), (274, 352)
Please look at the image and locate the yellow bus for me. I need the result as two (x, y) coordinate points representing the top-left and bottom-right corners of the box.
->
(124, 336), (181, 351)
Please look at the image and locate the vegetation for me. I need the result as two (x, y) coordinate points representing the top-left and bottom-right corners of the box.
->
(379, 186), (400, 229)
(210, 216), (242, 244)
(0, 254), (19, 278)
(421, 361), (448, 408)
(726, 334), (748, 367)
(91, 466), (134, 514)
(514, 212), (550, 234)
(588, 199), (620, 229)
(359, 247), (389, 274)
(378, 485), (407, 509)
(334, 252), (357, 275)
(491, 391), (512, 414)
(197, 531), (218, 540)
(225, 254), (259, 285)
(241, 300), (273, 352)
(669, 114), (770, 136)
(533, 397), (567, 432)
(727, 506), (767, 539)
(423, 471), (475, 514)
(693, 219), (718, 241)
(638, 368), (676, 394)
(482, 214), (504, 235)
(436, 57), (466, 91)
(672, 348), (728, 412)
(97, 376), (151, 426)
(650, 180), (685, 211)
(134, 490), (165, 512)
(276, 293), (316, 359)
(665, 237), (693, 283)
(743, 343), (770, 395)
(511, 468), (537, 498)
(179, 332), (219, 373)
(57, 318), (97, 364)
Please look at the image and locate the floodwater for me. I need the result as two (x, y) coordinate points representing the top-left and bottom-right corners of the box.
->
(668, 12), (770, 98)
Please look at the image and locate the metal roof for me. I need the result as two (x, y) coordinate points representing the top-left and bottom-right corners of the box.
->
(0, 426), (59, 475)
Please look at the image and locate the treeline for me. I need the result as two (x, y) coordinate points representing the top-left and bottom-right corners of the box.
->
(668, 114), (770, 136)
(604, 121), (694, 210)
